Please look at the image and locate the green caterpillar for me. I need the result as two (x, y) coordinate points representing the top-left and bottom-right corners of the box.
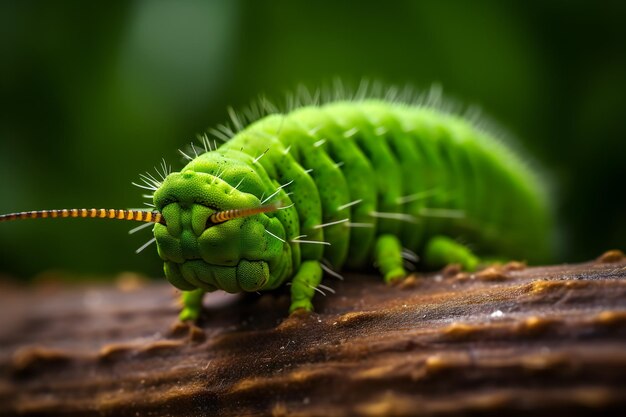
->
(0, 86), (553, 321)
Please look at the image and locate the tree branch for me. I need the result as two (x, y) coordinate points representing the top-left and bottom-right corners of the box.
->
(1, 252), (626, 416)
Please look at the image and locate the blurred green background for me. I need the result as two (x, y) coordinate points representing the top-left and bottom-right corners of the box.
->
(1, 1), (624, 279)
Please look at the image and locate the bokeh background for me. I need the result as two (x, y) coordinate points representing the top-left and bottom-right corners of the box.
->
(1, 1), (624, 279)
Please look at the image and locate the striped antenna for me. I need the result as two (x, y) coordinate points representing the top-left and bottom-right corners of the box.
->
(209, 203), (281, 224)
(1, 203), (283, 227)
(0, 208), (165, 225)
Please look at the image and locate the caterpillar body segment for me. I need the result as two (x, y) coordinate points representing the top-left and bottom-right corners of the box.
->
(157, 99), (552, 320)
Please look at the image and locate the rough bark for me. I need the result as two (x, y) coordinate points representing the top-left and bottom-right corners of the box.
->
(1, 251), (626, 416)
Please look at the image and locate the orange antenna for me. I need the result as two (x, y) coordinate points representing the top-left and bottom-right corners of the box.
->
(209, 203), (281, 224)
(0, 208), (165, 225)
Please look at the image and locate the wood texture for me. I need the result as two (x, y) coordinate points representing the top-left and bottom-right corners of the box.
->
(1, 252), (626, 416)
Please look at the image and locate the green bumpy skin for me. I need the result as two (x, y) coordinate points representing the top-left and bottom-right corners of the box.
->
(153, 100), (553, 321)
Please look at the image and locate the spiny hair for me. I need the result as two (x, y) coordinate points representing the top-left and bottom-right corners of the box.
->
(172, 79), (553, 214)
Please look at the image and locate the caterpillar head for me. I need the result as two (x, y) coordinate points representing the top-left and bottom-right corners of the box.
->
(153, 169), (292, 294)
(0, 168), (292, 295)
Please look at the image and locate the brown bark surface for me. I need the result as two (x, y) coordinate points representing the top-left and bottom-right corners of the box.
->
(1, 252), (626, 416)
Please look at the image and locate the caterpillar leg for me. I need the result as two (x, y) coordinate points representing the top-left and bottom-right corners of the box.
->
(289, 260), (323, 314)
(423, 235), (480, 271)
(375, 234), (407, 283)
(179, 288), (205, 321)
